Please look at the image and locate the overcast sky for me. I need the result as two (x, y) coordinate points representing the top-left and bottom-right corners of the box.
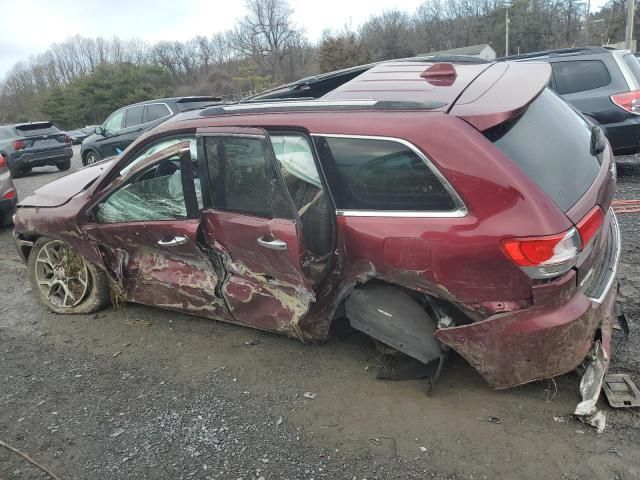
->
(0, 0), (608, 80)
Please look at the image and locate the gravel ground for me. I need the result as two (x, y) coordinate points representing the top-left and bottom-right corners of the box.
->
(1, 148), (639, 480)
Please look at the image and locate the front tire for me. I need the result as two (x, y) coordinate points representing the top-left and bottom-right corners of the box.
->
(84, 151), (99, 165)
(28, 237), (110, 314)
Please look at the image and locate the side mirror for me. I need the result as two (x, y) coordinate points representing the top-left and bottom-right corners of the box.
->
(94, 126), (105, 136)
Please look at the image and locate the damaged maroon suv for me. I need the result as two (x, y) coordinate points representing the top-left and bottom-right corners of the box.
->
(14, 59), (619, 403)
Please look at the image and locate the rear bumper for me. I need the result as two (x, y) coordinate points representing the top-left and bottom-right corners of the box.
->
(600, 115), (640, 154)
(10, 149), (73, 168)
(435, 212), (620, 389)
(0, 195), (18, 226)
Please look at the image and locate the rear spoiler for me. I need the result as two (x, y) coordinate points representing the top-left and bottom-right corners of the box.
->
(449, 62), (551, 131)
(15, 121), (55, 130)
(176, 96), (222, 103)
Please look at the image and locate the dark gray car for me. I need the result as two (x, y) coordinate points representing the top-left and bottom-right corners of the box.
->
(80, 96), (221, 165)
(0, 122), (73, 178)
(502, 47), (640, 156)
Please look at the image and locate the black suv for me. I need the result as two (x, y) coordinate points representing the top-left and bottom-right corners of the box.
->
(81, 96), (221, 165)
(0, 122), (73, 178)
(502, 47), (640, 157)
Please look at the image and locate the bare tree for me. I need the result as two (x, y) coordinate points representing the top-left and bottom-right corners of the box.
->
(360, 10), (415, 60)
(231, 0), (301, 81)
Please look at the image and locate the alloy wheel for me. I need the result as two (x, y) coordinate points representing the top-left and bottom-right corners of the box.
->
(34, 240), (90, 308)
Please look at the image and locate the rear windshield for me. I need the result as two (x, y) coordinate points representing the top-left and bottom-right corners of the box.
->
(486, 89), (600, 211)
(15, 122), (60, 137)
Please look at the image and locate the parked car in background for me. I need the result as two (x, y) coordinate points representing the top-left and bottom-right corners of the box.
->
(67, 126), (96, 145)
(13, 57), (618, 420)
(80, 96), (221, 165)
(502, 47), (640, 157)
(0, 122), (73, 178)
(0, 154), (17, 226)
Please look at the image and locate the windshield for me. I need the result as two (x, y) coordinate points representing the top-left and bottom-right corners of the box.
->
(486, 88), (600, 211)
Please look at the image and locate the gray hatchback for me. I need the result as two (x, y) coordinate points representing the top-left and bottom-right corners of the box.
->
(0, 122), (73, 178)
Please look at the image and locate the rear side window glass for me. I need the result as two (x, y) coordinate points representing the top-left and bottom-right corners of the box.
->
(313, 136), (456, 211)
(486, 89), (600, 211)
(124, 105), (144, 128)
(15, 122), (59, 136)
(175, 101), (218, 112)
(147, 104), (171, 122)
(552, 61), (611, 94)
(203, 136), (294, 219)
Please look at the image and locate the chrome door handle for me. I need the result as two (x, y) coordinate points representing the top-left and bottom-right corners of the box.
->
(158, 236), (188, 246)
(257, 236), (288, 251)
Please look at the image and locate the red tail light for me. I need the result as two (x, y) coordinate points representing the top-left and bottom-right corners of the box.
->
(64, 134), (72, 143)
(576, 206), (604, 248)
(501, 229), (581, 279)
(3, 189), (16, 200)
(611, 90), (640, 114)
(13, 140), (25, 150)
(0, 154), (5, 168)
(502, 206), (606, 279)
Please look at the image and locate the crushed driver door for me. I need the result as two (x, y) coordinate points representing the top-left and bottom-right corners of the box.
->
(197, 127), (316, 339)
(83, 142), (231, 321)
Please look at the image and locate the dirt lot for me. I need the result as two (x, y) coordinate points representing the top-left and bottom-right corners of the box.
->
(1, 147), (639, 480)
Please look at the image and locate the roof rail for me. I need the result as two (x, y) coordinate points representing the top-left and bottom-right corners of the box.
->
(200, 99), (448, 116)
(499, 46), (611, 61)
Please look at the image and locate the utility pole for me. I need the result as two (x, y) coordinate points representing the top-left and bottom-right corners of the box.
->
(506, 7), (510, 56)
(585, 0), (591, 45)
(626, 0), (635, 50)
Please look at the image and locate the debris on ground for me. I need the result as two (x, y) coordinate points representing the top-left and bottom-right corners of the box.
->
(574, 341), (607, 433)
(602, 373), (640, 408)
(612, 199), (640, 214)
(478, 416), (502, 424)
(303, 392), (317, 399)
(0, 438), (62, 480)
(110, 428), (126, 438)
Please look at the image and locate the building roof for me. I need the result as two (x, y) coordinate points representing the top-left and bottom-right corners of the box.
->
(424, 44), (494, 56)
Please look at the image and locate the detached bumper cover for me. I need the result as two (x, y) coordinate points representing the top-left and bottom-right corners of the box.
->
(435, 212), (620, 389)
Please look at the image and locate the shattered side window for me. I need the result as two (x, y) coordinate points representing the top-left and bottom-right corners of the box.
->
(121, 136), (196, 176)
(270, 133), (323, 212)
(96, 150), (202, 223)
(204, 135), (295, 219)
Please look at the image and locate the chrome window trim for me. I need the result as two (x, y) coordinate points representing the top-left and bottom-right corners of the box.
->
(310, 133), (468, 218)
(588, 208), (621, 304)
(197, 132), (264, 139)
